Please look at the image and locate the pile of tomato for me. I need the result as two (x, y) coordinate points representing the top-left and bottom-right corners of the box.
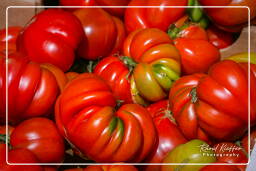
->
(0, 0), (256, 171)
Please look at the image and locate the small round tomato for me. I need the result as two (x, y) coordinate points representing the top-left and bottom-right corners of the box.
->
(0, 54), (66, 123)
(206, 26), (234, 49)
(10, 117), (65, 163)
(161, 139), (216, 171)
(144, 100), (187, 171)
(17, 9), (84, 71)
(55, 73), (157, 162)
(175, 38), (220, 74)
(74, 8), (126, 60)
(125, 0), (188, 33)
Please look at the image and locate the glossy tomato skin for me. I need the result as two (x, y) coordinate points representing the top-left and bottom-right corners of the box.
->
(178, 25), (208, 40)
(74, 8), (125, 60)
(196, 61), (256, 139)
(169, 73), (210, 142)
(94, 56), (132, 104)
(206, 26), (234, 49)
(10, 117), (65, 163)
(55, 73), (157, 162)
(200, 165), (240, 171)
(0, 144), (43, 171)
(17, 9), (84, 71)
(175, 38), (220, 74)
(199, 0), (256, 32)
(123, 28), (181, 104)
(0, 54), (66, 124)
(125, 0), (188, 33)
(144, 100), (187, 171)
(161, 139), (216, 171)
(0, 26), (22, 54)
(59, 0), (95, 7)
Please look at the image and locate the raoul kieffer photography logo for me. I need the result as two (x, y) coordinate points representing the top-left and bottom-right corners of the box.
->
(198, 143), (243, 157)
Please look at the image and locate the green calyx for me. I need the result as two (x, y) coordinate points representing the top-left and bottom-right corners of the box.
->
(187, 0), (210, 29)
(119, 56), (137, 79)
(168, 23), (189, 40)
(0, 134), (10, 146)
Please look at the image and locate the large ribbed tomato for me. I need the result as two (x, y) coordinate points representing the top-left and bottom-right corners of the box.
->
(93, 55), (132, 104)
(74, 8), (126, 60)
(0, 144), (43, 171)
(55, 73), (157, 162)
(199, 0), (256, 32)
(0, 26), (22, 54)
(144, 100), (187, 171)
(169, 60), (256, 141)
(125, 0), (187, 33)
(174, 38), (220, 75)
(17, 9), (84, 71)
(10, 117), (65, 163)
(0, 54), (67, 124)
(123, 28), (181, 105)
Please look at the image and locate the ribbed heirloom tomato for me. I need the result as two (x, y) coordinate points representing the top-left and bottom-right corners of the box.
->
(0, 54), (67, 124)
(10, 117), (65, 163)
(144, 100), (187, 171)
(93, 55), (133, 104)
(123, 28), (181, 105)
(17, 9), (85, 71)
(169, 60), (256, 141)
(0, 26), (22, 54)
(55, 73), (157, 162)
(125, 0), (188, 33)
(74, 8), (126, 60)
(199, 0), (256, 32)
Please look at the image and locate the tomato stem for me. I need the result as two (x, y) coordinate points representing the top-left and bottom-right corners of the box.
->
(0, 134), (10, 145)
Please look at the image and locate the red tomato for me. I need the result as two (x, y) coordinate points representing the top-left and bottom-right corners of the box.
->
(84, 165), (138, 171)
(125, 0), (188, 33)
(65, 165), (138, 171)
(59, 0), (95, 7)
(169, 73), (210, 142)
(94, 55), (132, 104)
(0, 54), (66, 123)
(55, 73), (157, 162)
(95, 0), (131, 18)
(200, 165), (240, 171)
(0, 144), (43, 171)
(66, 72), (80, 82)
(144, 100), (187, 171)
(74, 8), (126, 60)
(123, 28), (181, 104)
(206, 26), (234, 49)
(17, 9), (84, 71)
(199, 0), (256, 32)
(175, 38), (220, 74)
(0, 26), (22, 54)
(10, 117), (65, 163)
(241, 129), (256, 153)
(178, 25), (208, 40)
(170, 61), (256, 141)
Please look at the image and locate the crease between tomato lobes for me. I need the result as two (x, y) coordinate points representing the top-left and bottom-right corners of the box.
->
(122, 28), (181, 105)
(55, 73), (157, 162)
